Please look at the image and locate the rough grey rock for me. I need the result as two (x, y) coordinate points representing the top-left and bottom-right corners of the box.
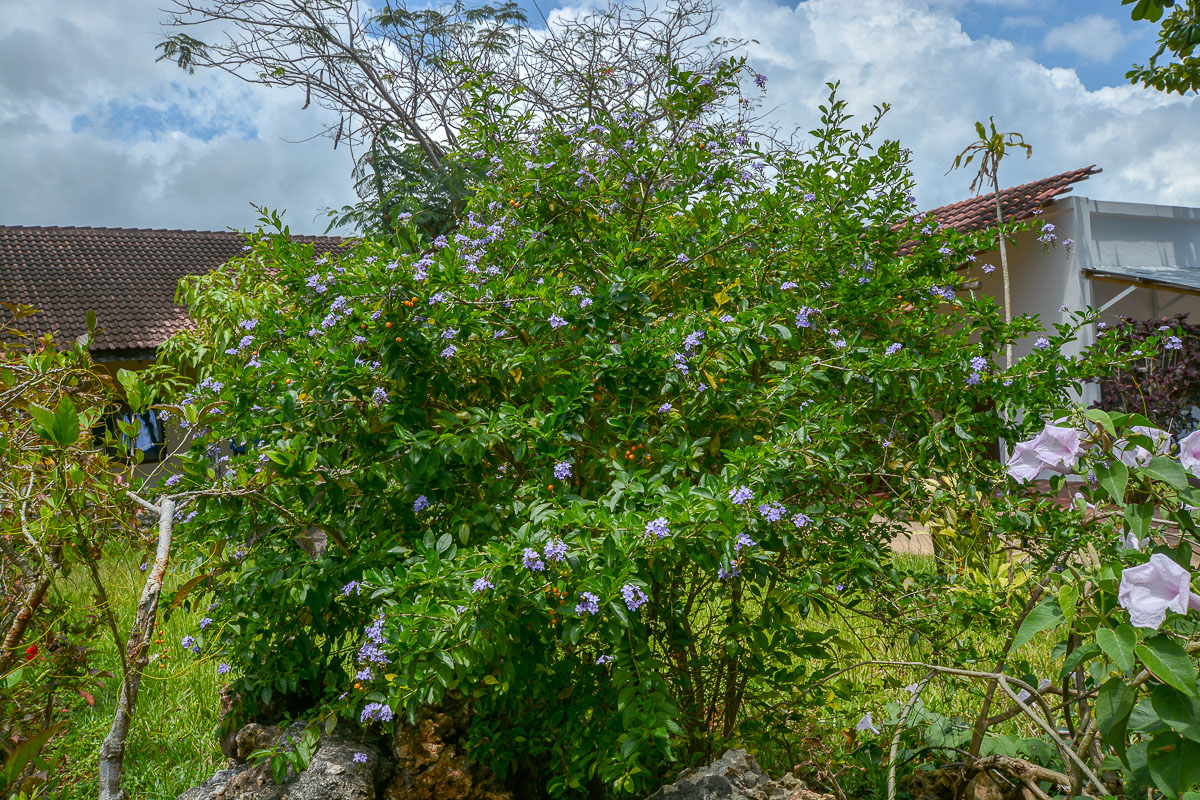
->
(647, 750), (832, 800)
(174, 725), (385, 800)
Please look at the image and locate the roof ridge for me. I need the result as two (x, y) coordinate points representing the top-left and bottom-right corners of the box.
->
(0, 224), (347, 239)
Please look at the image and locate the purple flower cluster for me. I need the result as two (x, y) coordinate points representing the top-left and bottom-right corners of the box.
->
(553, 461), (572, 480)
(522, 547), (546, 572)
(343, 581), (361, 597)
(717, 563), (740, 580)
(884, 343), (903, 356)
(757, 502), (786, 522)
(595, 654), (614, 665)
(576, 592), (600, 615)
(729, 485), (754, 505)
(361, 702), (394, 724)
(792, 512), (811, 528)
(795, 307), (815, 329)
(372, 387), (389, 405)
(545, 539), (568, 562)
(414, 495), (430, 513)
(181, 635), (200, 654)
(358, 614), (390, 665)
(548, 314), (567, 330)
(734, 533), (756, 551)
(621, 584), (649, 611)
(645, 517), (670, 539)
(473, 577), (494, 593)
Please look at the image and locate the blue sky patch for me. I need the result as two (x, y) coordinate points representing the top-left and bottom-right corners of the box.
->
(69, 97), (258, 143)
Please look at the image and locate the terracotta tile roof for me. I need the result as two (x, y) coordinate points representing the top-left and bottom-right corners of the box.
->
(925, 165), (1101, 236)
(0, 226), (346, 358)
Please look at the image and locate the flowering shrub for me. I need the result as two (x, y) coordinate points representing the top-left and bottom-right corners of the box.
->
(1097, 314), (1200, 432)
(161, 68), (1123, 795)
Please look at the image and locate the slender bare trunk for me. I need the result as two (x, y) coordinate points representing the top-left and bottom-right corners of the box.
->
(993, 174), (1013, 369)
(98, 498), (174, 800)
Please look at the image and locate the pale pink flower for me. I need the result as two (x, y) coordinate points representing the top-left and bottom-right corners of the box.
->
(1179, 430), (1200, 477)
(1118, 553), (1200, 629)
(1005, 424), (1083, 483)
(1114, 426), (1171, 468)
(855, 712), (881, 735)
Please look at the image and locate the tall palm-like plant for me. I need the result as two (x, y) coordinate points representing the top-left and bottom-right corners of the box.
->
(950, 118), (1032, 368)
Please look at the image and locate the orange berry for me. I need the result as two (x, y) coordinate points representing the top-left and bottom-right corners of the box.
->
(411, 296), (418, 303)
(719, 378), (725, 384)
(386, 322), (393, 328)
(548, 484), (554, 490)
(395, 336), (402, 343)
(285, 379), (292, 385)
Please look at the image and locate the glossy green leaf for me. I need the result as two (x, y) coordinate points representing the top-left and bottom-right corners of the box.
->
(1097, 625), (1137, 674)
(1138, 635), (1199, 697)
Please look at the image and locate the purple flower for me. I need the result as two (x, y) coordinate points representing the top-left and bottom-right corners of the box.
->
(780, 281), (798, 291)
(361, 702), (394, 724)
(658, 402), (673, 413)
(884, 343), (902, 356)
(343, 581), (361, 597)
(645, 517), (670, 539)
(856, 713), (881, 735)
(729, 485), (754, 505)
(754, 73), (767, 89)
(355, 667), (372, 681)
(372, 387), (389, 405)
(717, 563), (740, 580)
(441, 344), (458, 359)
(833, 339), (847, 349)
(621, 584), (648, 611)
(544, 539), (568, 562)
(719, 314), (734, 323)
(1180, 430), (1200, 477)
(472, 577), (494, 593)
(792, 512), (811, 528)
(217, 663), (231, 675)
(576, 592), (600, 615)
(353, 752), (368, 764)
(548, 314), (567, 330)
(965, 372), (981, 386)
(982, 264), (995, 274)
(683, 330), (705, 352)
(1005, 423), (1084, 483)
(1114, 425), (1171, 468)
(442, 327), (458, 339)
(596, 654), (614, 665)
(181, 635), (196, 650)
(676, 253), (690, 264)
(553, 461), (572, 480)
(795, 307), (815, 328)
(734, 533), (756, 551)
(1034, 337), (1050, 349)
(1165, 336), (1183, 351)
(757, 502), (786, 522)
(969, 356), (988, 373)
(1118, 553), (1200, 629)
(413, 495), (430, 513)
(802, 192), (816, 202)
(199, 617), (213, 629)
(522, 548), (546, 572)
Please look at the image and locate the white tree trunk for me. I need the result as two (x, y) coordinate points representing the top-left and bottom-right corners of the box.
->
(98, 497), (175, 800)
(994, 176), (1013, 369)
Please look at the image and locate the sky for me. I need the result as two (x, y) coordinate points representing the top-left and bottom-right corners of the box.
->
(1, 0), (1196, 235)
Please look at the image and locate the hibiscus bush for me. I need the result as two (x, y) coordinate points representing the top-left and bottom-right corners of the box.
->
(159, 67), (1148, 796)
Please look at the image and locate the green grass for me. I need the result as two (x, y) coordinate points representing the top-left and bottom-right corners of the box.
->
(45, 552), (224, 799)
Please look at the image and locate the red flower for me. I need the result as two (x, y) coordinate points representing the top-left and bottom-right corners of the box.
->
(24, 645), (38, 661)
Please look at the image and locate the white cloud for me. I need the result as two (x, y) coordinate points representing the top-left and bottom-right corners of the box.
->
(1002, 15), (1043, 29)
(716, 0), (1199, 209)
(0, 0), (356, 233)
(1044, 14), (1128, 64)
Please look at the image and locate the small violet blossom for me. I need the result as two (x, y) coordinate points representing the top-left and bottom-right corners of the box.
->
(472, 577), (494, 593)
(522, 548), (546, 572)
(413, 495), (430, 513)
(1114, 425), (1171, 468)
(621, 584), (649, 612)
(645, 517), (670, 539)
(856, 712), (881, 735)
(553, 461), (572, 480)
(576, 592), (600, 615)
(729, 485), (754, 505)
(544, 539), (568, 562)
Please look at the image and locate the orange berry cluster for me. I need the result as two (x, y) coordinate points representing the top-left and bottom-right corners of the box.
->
(623, 443), (650, 462)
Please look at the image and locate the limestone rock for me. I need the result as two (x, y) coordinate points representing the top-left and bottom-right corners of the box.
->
(648, 750), (833, 800)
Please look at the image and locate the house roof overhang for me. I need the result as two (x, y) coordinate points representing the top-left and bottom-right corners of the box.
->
(1082, 265), (1200, 299)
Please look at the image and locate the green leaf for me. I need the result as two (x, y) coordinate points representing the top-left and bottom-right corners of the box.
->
(53, 395), (80, 446)
(1097, 677), (1136, 761)
(1127, 502), (1154, 542)
(1096, 460), (1129, 503)
(1144, 456), (1192, 492)
(1147, 733), (1200, 797)
(1085, 408), (1117, 437)
(1097, 625), (1138, 674)
(1012, 597), (1065, 651)
(1137, 635), (1199, 697)
(117, 368), (146, 411)
(1150, 684), (1200, 741)
(28, 403), (57, 441)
